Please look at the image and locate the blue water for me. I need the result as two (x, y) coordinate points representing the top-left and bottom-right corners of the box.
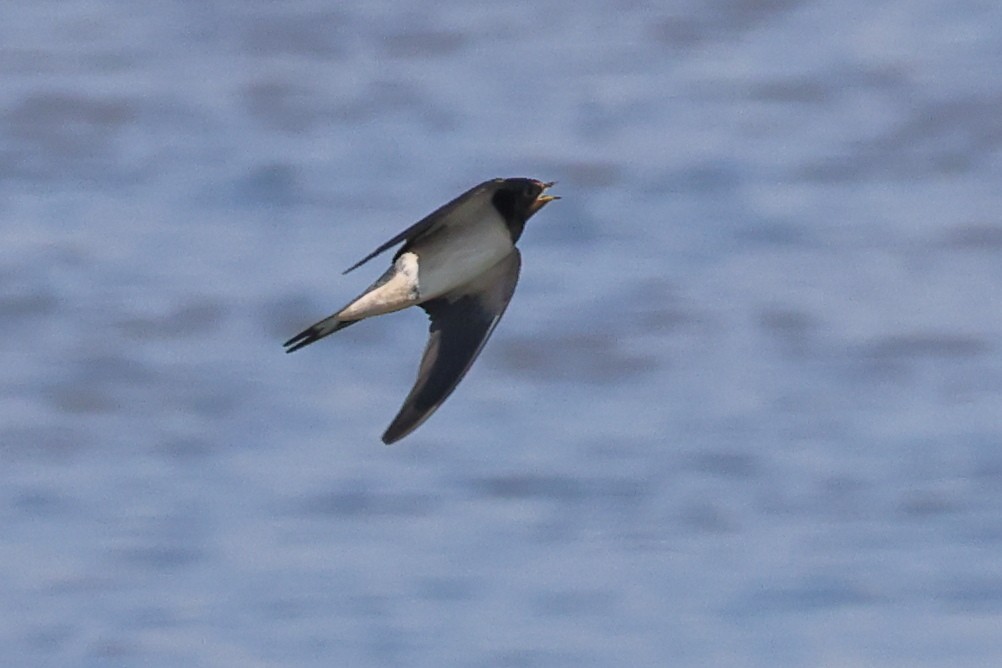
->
(4, 1), (1002, 666)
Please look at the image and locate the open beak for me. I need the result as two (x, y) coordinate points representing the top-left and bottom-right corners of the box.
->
(530, 181), (560, 213)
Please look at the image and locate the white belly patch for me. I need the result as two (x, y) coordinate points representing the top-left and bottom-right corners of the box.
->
(414, 217), (513, 300)
(338, 252), (420, 320)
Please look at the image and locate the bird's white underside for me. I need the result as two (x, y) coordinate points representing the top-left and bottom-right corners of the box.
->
(337, 206), (513, 322)
(414, 206), (513, 301)
(337, 252), (420, 320)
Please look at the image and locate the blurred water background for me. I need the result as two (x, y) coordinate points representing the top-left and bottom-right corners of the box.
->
(3, 1), (1002, 666)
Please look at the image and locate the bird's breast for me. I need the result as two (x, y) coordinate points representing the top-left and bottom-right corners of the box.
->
(414, 215), (514, 300)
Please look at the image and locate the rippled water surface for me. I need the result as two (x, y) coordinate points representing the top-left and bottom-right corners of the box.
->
(4, 1), (1002, 666)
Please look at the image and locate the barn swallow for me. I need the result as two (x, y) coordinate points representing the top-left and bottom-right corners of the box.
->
(284, 177), (558, 444)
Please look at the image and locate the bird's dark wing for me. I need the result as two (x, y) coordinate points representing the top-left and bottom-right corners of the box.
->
(342, 180), (496, 274)
(381, 249), (521, 444)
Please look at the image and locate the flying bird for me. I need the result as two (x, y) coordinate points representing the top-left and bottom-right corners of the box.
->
(284, 177), (559, 444)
